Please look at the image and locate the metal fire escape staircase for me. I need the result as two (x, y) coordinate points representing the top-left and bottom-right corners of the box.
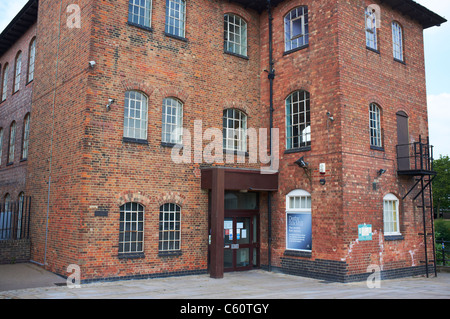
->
(397, 136), (437, 278)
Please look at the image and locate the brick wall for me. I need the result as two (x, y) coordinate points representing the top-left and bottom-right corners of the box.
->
(0, 239), (31, 264)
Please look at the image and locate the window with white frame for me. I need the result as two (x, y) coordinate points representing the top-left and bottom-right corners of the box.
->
(286, 90), (311, 150)
(22, 114), (30, 160)
(162, 97), (183, 145)
(159, 203), (181, 252)
(13, 52), (22, 93)
(123, 91), (148, 140)
(119, 202), (145, 254)
(28, 38), (36, 83)
(223, 108), (247, 152)
(165, 0), (186, 38)
(8, 121), (16, 164)
(286, 189), (312, 252)
(392, 21), (403, 61)
(365, 7), (378, 50)
(369, 103), (382, 148)
(224, 14), (247, 57)
(2, 64), (8, 101)
(383, 193), (400, 235)
(284, 6), (309, 52)
(128, 0), (152, 28)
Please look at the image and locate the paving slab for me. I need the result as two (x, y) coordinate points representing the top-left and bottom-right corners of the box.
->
(0, 264), (449, 299)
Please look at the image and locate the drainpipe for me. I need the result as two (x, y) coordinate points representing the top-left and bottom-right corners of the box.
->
(267, 0), (275, 272)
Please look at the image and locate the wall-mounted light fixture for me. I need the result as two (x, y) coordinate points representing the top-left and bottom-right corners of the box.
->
(377, 169), (387, 176)
(106, 98), (115, 112)
(295, 156), (308, 168)
(326, 111), (334, 122)
(89, 61), (96, 68)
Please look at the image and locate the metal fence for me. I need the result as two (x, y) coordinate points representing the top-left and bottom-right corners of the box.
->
(436, 239), (450, 266)
(0, 197), (31, 240)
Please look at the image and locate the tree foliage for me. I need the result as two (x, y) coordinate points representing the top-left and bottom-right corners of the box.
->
(433, 155), (450, 214)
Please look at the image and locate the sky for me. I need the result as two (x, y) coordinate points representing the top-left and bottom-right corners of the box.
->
(0, 0), (449, 157)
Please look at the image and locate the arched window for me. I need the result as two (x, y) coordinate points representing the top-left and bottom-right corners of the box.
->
(286, 189), (312, 252)
(159, 203), (181, 252)
(17, 192), (25, 239)
(123, 90), (148, 140)
(1, 64), (8, 101)
(383, 194), (400, 235)
(224, 13), (247, 57)
(162, 97), (183, 144)
(223, 108), (247, 152)
(286, 90), (311, 150)
(369, 103), (382, 148)
(13, 52), (22, 93)
(284, 6), (309, 52)
(8, 121), (16, 164)
(119, 202), (145, 254)
(22, 113), (30, 160)
(392, 21), (404, 61)
(28, 38), (36, 82)
(165, 0), (186, 38)
(365, 7), (378, 50)
(128, 0), (152, 28)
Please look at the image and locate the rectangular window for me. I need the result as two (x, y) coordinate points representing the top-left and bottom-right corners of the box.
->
(392, 22), (404, 61)
(119, 203), (144, 254)
(286, 190), (312, 252)
(128, 0), (152, 28)
(286, 90), (311, 150)
(165, 0), (186, 38)
(159, 203), (181, 252)
(383, 194), (400, 235)
(124, 91), (148, 140)
(162, 98), (183, 144)
(223, 108), (247, 152)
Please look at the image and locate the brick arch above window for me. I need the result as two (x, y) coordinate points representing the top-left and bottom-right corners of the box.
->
(116, 191), (152, 208)
(281, 80), (311, 101)
(120, 79), (155, 98)
(156, 192), (186, 208)
(222, 100), (250, 115)
(157, 86), (189, 104)
(222, 3), (252, 24)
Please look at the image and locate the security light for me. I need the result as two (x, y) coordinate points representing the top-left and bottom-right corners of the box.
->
(295, 156), (308, 168)
(378, 169), (387, 176)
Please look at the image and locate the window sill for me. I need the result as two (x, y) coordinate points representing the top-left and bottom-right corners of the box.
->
(224, 50), (249, 60)
(6, 162), (13, 166)
(284, 146), (311, 154)
(164, 32), (188, 42)
(123, 137), (149, 145)
(127, 21), (153, 33)
(26, 79), (33, 86)
(394, 58), (406, 65)
(118, 252), (145, 259)
(161, 142), (182, 148)
(370, 145), (384, 152)
(158, 250), (182, 257)
(20, 158), (27, 163)
(283, 44), (309, 56)
(224, 149), (249, 157)
(366, 46), (380, 54)
(384, 234), (404, 241)
(284, 250), (312, 258)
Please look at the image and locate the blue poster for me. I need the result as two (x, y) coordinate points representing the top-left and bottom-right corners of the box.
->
(358, 224), (372, 241)
(286, 213), (312, 251)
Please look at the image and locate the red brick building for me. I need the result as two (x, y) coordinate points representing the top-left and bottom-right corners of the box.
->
(0, 0), (446, 282)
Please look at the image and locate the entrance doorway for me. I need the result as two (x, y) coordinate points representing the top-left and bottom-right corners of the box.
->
(224, 214), (259, 271)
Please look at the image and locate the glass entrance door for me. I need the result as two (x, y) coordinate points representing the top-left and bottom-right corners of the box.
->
(224, 215), (258, 271)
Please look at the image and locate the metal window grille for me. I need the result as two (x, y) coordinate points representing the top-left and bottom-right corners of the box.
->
(119, 202), (145, 254)
(159, 203), (181, 252)
(286, 90), (311, 150)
